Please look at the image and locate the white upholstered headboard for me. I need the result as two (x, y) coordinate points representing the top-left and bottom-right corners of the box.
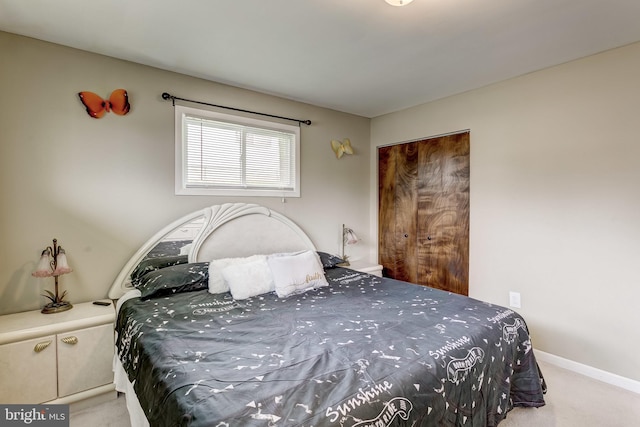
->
(108, 203), (316, 299)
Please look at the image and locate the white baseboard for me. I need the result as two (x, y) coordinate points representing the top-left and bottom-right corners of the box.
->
(535, 350), (640, 395)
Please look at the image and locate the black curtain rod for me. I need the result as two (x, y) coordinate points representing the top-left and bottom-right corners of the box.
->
(161, 92), (312, 126)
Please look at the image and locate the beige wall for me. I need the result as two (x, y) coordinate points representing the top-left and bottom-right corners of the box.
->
(0, 32), (371, 315)
(3, 30), (638, 383)
(371, 42), (640, 381)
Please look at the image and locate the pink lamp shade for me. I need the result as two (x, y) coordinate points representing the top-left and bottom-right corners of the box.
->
(344, 227), (359, 246)
(32, 248), (53, 277)
(53, 248), (73, 276)
(340, 225), (360, 264)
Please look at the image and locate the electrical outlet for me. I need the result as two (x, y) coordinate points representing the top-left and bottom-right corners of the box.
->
(509, 291), (521, 308)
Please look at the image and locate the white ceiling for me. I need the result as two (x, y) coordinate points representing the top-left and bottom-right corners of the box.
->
(2, 0), (640, 118)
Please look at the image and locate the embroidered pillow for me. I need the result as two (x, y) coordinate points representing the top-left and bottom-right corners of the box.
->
(267, 250), (328, 298)
(222, 258), (275, 300)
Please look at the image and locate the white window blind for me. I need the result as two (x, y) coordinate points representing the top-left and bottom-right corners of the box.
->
(175, 105), (300, 197)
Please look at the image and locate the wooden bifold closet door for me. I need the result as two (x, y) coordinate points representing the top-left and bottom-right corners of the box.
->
(378, 132), (470, 295)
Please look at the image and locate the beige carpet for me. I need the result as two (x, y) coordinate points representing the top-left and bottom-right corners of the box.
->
(500, 360), (640, 426)
(70, 360), (640, 426)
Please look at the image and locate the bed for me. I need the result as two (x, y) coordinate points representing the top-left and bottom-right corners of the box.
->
(109, 203), (546, 427)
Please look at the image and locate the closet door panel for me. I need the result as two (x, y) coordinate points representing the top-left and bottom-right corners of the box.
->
(393, 143), (419, 283)
(417, 134), (469, 294)
(379, 143), (419, 282)
(378, 145), (396, 278)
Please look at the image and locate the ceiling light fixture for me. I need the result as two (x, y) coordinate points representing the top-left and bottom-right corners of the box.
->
(385, 0), (414, 6)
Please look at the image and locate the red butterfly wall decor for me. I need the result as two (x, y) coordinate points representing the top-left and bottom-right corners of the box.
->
(78, 89), (130, 118)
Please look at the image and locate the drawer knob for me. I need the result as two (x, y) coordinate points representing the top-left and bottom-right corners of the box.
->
(34, 340), (52, 353)
(61, 336), (78, 345)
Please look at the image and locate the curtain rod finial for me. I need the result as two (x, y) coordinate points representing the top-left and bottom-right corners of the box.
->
(161, 92), (172, 100)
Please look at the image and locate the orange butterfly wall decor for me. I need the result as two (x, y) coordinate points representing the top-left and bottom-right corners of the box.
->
(78, 89), (130, 119)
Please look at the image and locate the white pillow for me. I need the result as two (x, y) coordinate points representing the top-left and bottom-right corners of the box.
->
(222, 258), (275, 300)
(208, 255), (265, 294)
(267, 250), (328, 298)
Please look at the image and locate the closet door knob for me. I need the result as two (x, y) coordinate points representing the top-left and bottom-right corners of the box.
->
(427, 236), (432, 240)
(404, 234), (409, 238)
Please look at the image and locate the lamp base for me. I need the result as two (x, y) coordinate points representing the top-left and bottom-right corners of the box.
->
(41, 301), (73, 314)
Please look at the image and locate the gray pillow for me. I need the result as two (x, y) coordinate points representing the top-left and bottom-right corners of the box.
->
(136, 262), (209, 300)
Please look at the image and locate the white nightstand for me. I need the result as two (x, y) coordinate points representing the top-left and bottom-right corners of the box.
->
(0, 300), (116, 407)
(346, 261), (383, 277)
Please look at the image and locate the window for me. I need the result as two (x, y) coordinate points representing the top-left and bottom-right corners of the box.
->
(175, 105), (300, 197)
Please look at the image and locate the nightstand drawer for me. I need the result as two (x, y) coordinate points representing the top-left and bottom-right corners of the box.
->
(58, 323), (114, 397)
(0, 335), (58, 404)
